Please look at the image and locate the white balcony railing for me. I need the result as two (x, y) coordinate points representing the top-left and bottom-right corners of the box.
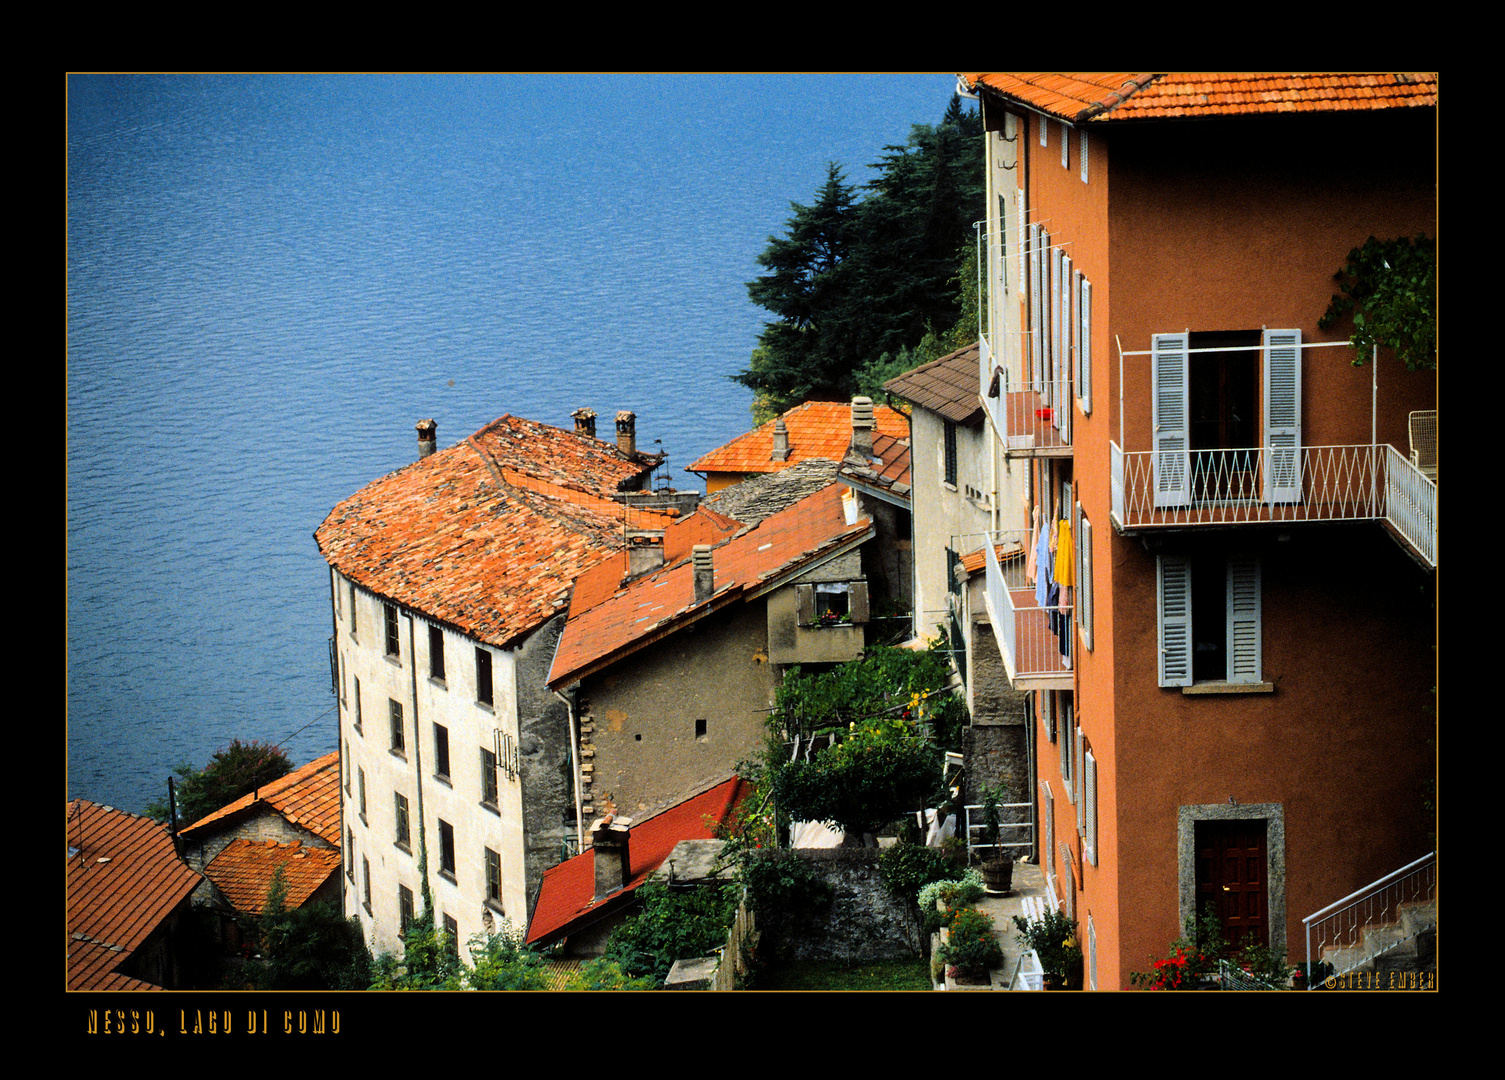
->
(978, 335), (1072, 455)
(983, 534), (1075, 688)
(1110, 442), (1436, 568)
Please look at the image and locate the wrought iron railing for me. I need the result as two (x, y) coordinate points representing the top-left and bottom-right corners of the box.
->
(1303, 852), (1436, 988)
(1110, 442), (1437, 568)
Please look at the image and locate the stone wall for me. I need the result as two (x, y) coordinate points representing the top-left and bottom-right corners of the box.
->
(756, 848), (921, 962)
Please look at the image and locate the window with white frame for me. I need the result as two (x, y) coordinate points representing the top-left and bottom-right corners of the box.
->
(1076, 274), (1091, 414)
(1039, 117), (1048, 147)
(1083, 746), (1098, 867)
(1157, 553), (1262, 687)
(1076, 508), (1093, 651)
(1080, 130), (1089, 184)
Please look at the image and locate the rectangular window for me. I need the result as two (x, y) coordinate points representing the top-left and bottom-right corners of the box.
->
(1059, 694), (1074, 793)
(1088, 913), (1098, 990)
(353, 677), (362, 732)
(476, 647), (493, 706)
(1039, 117), (1048, 147)
(943, 421), (958, 487)
(429, 624), (445, 682)
(1042, 688), (1056, 743)
(481, 747), (499, 807)
(362, 856), (371, 912)
(389, 699), (405, 754)
(343, 741), (351, 794)
(443, 914), (459, 959)
(346, 828), (356, 880)
(1157, 554), (1263, 687)
(1079, 130), (1089, 184)
(358, 767), (367, 819)
(1076, 274), (1092, 414)
(485, 846), (502, 909)
(399, 885), (415, 935)
(349, 582), (358, 640)
(384, 603), (400, 658)
(339, 652), (346, 703)
(434, 723), (451, 780)
(395, 792), (411, 849)
(1061, 121), (1069, 168)
(439, 819), (456, 876)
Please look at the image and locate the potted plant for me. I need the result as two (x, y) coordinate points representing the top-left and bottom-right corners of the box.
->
(1013, 908), (1084, 990)
(978, 783), (1013, 895)
(937, 905), (1003, 985)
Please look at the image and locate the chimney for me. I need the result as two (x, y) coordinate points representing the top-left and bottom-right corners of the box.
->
(770, 418), (790, 462)
(416, 419), (437, 459)
(693, 545), (714, 604)
(592, 814), (632, 899)
(848, 397), (875, 461)
(627, 530), (666, 577)
(572, 407), (597, 439)
(616, 411), (637, 457)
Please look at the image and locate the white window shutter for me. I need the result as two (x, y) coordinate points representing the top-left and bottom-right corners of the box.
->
(1080, 130), (1089, 184)
(1078, 276), (1092, 415)
(1152, 332), (1191, 508)
(1225, 556), (1262, 683)
(1158, 555), (1193, 687)
(1042, 687), (1056, 742)
(1084, 749), (1097, 866)
(1058, 252), (1071, 443)
(1262, 329), (1303, 503)
(1078, 511), (1093, 651)
(1029, 223), (1043, 380)
(1061, 696), (1075, 792)
(1075, 724), (1085, 828)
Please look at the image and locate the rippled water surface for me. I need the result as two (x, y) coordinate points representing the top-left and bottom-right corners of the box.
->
(66, 72), (959, 813)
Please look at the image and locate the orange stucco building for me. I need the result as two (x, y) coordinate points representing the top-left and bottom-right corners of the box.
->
(960, 74), (1436, 989)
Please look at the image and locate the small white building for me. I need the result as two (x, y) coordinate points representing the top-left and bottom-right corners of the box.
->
(316, 411), (667, 957)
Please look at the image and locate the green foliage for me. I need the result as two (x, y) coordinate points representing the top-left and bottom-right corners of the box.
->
(562, 958), (655, 992)
(148, 739), (292, 826)
(462, 923), (552, 991)
(1318, 235), (1436, 370)
(937, 906), (1003, 979)
(877, 839), (956, 903)
(1013, 907), (1084, 982)
(248, 867), (372, 990)
(753, 957), (932, 991)
(736, 97), (984, 416)
(602, 879), (741, 986)
(741, 848), (834, 915)
(917, 869), (985, 937)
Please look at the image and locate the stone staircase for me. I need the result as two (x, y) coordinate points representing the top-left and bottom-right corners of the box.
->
(1315, 898), (1435, 988)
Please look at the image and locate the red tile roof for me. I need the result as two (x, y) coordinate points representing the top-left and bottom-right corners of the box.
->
(839, 429), (912, 501)
(179, 751), (342, 846)
(317, 415), (671, 650)
(203, 839), (342, 915)
(548, 483), (873, 687)
(884, 342), (983, 427)
(687, 400), (909, 478)
(66, 800), (202, 991)
(526, 776), (749, 945)
(962, 73), (1437, 123)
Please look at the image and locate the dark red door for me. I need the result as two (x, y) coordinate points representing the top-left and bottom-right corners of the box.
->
(1195, 819), (1268, 949)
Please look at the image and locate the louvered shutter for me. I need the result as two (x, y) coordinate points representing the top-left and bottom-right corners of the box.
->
(849, 581), (870, 624)
(796, 584), (815, 627)
(1078, 275), (1091, 415)
(1153, 333), (1191, 508)
(1225, 556), (1262, 683)
(1158, 554), (1193, 687)
(1029, 223), (1043, 381)
(1263, 329), (1303, 503)
(1083, 749), (1097, 866)
(1042, 688), (1056, 742)
(1058, 251), (1072, 443)
(1075, 724), (1085, 829)
(1077, 511), (1093, 651)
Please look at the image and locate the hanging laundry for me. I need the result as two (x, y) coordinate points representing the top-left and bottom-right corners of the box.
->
(1054, 517), (1074, 589)
(1035, 509), (1053, 609)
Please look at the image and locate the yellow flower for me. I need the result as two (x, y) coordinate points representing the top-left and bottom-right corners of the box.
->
(1063, 937), (1076, 949)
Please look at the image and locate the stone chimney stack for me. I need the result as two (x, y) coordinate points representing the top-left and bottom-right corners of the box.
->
(416, 419), (437, 460)
(693, 545), (714, 604)
(627, 531), (666, 577)
(616, 411), (637, 457)
(771, 418), (790, 462)
(849, 397), (875, 460)
(591, 814), (632, 899)
(572, 407), (598, 439)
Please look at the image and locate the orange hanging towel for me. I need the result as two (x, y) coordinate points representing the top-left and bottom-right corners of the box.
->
(1054, 518), (1074, 588)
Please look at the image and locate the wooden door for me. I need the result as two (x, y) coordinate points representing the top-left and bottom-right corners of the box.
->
(1195, 819), (1268, 950)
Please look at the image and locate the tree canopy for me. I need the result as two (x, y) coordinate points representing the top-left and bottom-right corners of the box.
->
(150, 738), (292, 826)
(735, 96), (984, 417)
(1318, 235), (1436, 369)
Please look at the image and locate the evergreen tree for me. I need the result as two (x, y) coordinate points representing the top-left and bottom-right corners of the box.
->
(735, 96), (983, 417)
(149, 739), (292, 827)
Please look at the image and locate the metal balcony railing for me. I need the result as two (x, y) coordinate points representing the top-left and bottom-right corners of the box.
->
(1110, 442), (1436, 568)
(983, 534), (1075, 689)
(962, 802), (1033, 861)
(1303, 852), (1436, 988)
(978, 335), (1073, 456)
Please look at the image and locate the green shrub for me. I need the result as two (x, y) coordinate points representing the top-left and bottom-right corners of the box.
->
(937, 906), (1002, 980)
(878, 840), (955, 903)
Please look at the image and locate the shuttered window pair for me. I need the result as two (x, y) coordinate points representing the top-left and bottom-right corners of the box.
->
(1157, 554), (1262, 687)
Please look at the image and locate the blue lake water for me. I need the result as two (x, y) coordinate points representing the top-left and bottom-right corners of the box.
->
(66, 72), (966, 814)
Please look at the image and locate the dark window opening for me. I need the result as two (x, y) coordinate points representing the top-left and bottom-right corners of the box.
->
(434, 724), (450, 779)
(439, 819), (456, 875)
(481, 748), (499, 806)
(1191, 555), (1228, 684)
(399, 885), (414, 935)
(1189, 330), (1259, 501)
(944, 421), (959, 486)
(384, 604), (400, 658)
(695, 718), (707, 739)
(429, 625), (445, 681)
(389, 700), (405, 754)
(476, 648), (494, 706)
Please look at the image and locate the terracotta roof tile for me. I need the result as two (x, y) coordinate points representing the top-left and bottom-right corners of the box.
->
(179, 751), (342, 845)
(317, 415), (665, 649)
(527, 776), (749, 944)
(884, 342), (984, 427)
(66, 800), (202, 990)
(548, 483), (872, 687)
(962, 73), (1436, 123)
(687, 400), (908, 477)
(203, 839), (342, 915)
